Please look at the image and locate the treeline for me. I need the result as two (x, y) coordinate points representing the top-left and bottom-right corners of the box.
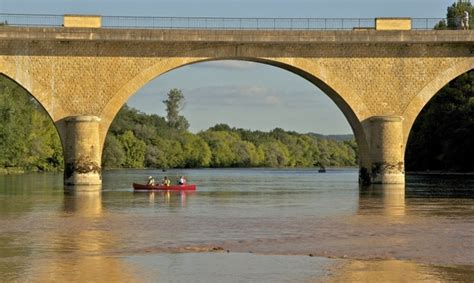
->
(0, 76), (63, 173)
(406, 71), (473, 172)
(102, 105), (358, 169)
(0, 79), (357, 173)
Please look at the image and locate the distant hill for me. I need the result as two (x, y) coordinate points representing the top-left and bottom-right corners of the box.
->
(308, 133), (354, 141)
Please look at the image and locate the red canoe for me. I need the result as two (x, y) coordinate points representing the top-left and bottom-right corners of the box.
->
(133, 183), (197, 191)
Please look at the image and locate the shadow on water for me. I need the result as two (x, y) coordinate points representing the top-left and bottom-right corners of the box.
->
(406, 173), (474, 198)
(359, 176), (474, 219)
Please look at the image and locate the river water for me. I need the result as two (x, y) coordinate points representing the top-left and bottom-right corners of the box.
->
(0, 168), (473, 282)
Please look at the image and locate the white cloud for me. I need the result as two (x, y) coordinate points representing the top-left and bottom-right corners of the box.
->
(184, 85), (283, 107)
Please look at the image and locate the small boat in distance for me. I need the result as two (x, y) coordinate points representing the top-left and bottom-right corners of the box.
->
(133, 183), (197, 191)
(318, 166), (326, 173)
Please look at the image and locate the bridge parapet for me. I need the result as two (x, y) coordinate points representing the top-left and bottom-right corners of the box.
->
(0, 13), (466, 31)
(0, 25), (472, 44)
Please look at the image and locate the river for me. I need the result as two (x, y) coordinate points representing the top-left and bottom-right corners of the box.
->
(0, 168), (473, 282)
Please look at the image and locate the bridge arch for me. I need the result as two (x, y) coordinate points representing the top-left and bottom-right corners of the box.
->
(0, 57), (63, 122)
(100, 56), (372, 170)
(403, 59), (473, 172)
(0, 72), (64, 173)
(402, 57), (474, 146)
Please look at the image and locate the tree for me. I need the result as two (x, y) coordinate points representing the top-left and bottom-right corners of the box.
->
(163, 88), (189, 131)
(26, 110), (63, 171)
(0, 75), (63, 172)
(102, 135), (125, 168)
(259, 141), (290, 167)
(145, 136), (173, 169)
(180, 133), (212, 168)
(406, 71), (473, 172)
(119, 130), (146, 168)
(199, 131), (238, 167)
(102, 104), (358, 170)
(435, 0), (473, 29)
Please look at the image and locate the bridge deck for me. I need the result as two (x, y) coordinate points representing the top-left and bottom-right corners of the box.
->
(0, 26), (473, 44)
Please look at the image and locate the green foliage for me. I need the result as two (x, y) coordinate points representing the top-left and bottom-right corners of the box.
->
(259, 141), (290, 167)
(102, 135), (125, 168)
(406, 71), (473, 172)
(0, 75), (63, 172)
(163, 88), (189, 131)
(199, 131), (238, 167)
(198, 125), (357, 168)
(102, 101), (358, 169)
(119, 130), (146, 168)
(435, 0), (473, 29)
(180, 133), (212, 168)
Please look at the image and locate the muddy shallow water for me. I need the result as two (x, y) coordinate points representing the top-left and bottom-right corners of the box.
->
(0, 168), (473, 282)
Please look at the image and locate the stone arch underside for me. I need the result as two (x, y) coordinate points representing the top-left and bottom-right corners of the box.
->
(100, 55), (372, 170)
(0, 57), (59, 120)
(0, 56), (70, 146)
(402, 57), (474, 147)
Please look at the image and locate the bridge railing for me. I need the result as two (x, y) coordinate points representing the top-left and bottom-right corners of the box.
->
(102, 16), (378, 30)
(411, 18), (467, 30)
(0, 13), (63, 27)
(0, 13), (466, 30)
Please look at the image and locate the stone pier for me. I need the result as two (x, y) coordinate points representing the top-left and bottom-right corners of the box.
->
(63, 116), (102, 187)
(368, 116), (405, 184)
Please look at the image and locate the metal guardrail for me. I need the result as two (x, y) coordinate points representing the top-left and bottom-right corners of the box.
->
(411, 18), (467, 30)
(0, 13), (468, 30)
(0, 13), (62, 27)
(102, 16), (377, 30)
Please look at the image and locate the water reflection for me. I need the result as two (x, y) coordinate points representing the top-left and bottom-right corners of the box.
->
(63, 190), (103, 217)
(133, 190), (193, 208)
(64, 184), (103, 193)
(20, 191), (136, 282)
(1, 169), (473, 281)
(328, 259), (474, 283)
(359, 184), (406, 217)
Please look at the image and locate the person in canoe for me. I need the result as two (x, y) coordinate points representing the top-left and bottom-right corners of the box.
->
(178, 176), (187, 185)
(147, 176), (156, 186)
(162, 176), (171, 187)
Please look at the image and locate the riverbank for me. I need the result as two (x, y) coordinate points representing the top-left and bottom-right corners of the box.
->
(0, 167), (61, 175)
(0, 167), (26, 175)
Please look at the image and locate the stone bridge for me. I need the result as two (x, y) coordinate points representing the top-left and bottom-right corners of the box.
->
(0, 16), (472, 189)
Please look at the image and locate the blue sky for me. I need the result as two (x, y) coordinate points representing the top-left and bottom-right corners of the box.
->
(0, 0), (455, 134)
